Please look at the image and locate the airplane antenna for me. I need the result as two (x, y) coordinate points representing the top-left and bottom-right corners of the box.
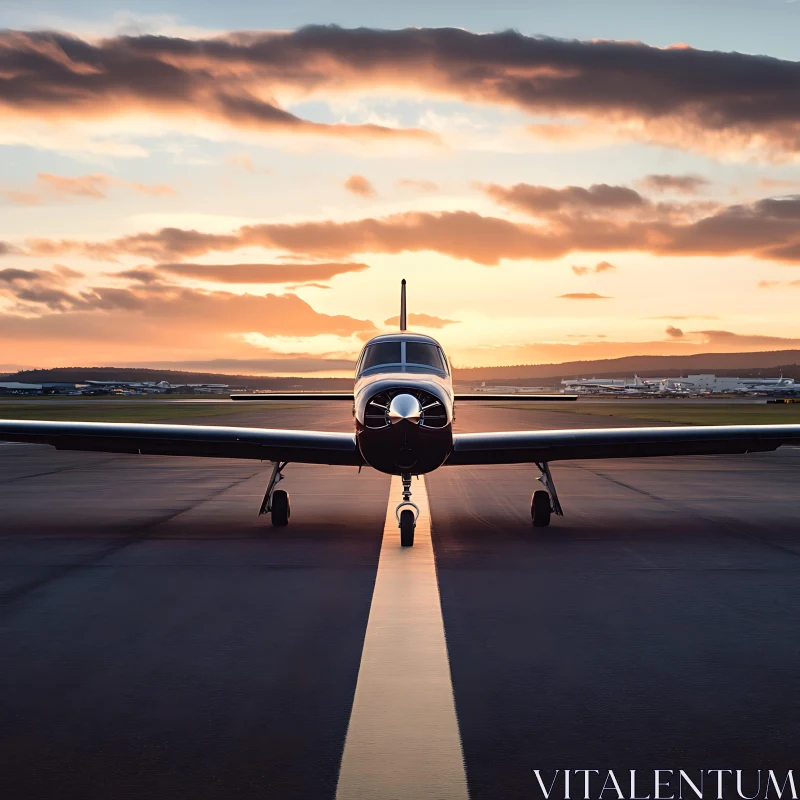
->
(400, 279), (407, 331)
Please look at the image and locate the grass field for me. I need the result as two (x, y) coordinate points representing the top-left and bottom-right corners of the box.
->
(2, 398), (800, 427)
(498, 401), (800, 426)
(0, 401), (300, 423)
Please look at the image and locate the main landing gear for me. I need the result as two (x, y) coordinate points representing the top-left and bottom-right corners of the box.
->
(396, 472), (419, 547)
(531, 461), (563, 528)
(260, 461), (291, 527)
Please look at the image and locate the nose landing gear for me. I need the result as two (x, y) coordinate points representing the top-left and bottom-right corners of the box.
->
(396, 471), (419, 546)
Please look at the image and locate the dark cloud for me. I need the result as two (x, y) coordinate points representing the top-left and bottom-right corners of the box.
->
(665, 325), (684, 338)
(0, 268), (43, 283)
(383, 312), (459, 328)
(115, 268), (162, 283)
(482, 182), (646, 215)
(557, 293), (612, 300)
(0, 265), (84, 310)
(0, 242), (21, 255)
(344, 175), (376, 197)
(0, 30), (438, 145)
(639, 174), (710, 194)
(4, 27), (800, 154)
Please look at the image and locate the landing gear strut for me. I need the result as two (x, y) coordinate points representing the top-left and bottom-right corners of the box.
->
(531, 461), (563, 528)
(396, 472), (419, 547)
(260, 461), (291, 527)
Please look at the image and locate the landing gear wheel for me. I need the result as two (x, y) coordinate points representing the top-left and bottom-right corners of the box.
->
(531, 490), (552, 528)
(271, 489), (290, 527)
(400, 509), (415, 547)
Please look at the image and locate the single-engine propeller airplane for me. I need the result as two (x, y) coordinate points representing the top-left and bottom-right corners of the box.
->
(2, 280), (800, 546)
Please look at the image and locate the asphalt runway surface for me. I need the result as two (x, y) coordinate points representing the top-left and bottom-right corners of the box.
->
(1, 403), (800, 799)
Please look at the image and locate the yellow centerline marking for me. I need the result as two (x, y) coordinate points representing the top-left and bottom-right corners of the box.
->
(336, 474), (469, 800)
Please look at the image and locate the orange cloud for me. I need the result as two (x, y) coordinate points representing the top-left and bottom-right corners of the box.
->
(3, 173), (176, 204)
(131, 261), (371, 283)
(2, 190), (41, 206)
(0, 283), (376, 364)
(127, 356), (357, 374)
(37, 173), (109, 198)
(572, 261), (616, 275)
(23, 187), (800, 267)
(558, 293), (612, 300)
(344, 175), (376, 197)
(693, 330), (800, 348)
(758, 279), (800, 288)
(639, 174), (709, 194)
(398, 179), (438, 192)
(759, 178), (800, 190)
(382, 312), (459, 328)
(459, 330), (800, 367)
(225, 152), (256, 172)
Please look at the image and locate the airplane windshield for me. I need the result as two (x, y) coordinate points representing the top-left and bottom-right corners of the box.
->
(359, 340), (448, 375)
(406, 342), (446, 371)
(361, 342), (402, 371)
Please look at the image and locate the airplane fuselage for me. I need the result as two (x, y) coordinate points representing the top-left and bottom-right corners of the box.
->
(353, 333), (454, 475)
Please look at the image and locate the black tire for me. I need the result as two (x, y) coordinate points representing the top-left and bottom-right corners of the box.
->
(531, 490), (552, 528)
(271, 489), (290, 527)
(400, 509), (415, 547)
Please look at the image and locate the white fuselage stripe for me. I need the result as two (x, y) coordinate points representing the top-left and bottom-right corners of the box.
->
(335, 474), (469, 800)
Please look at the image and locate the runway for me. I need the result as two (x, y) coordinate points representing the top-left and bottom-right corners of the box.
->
(1, 403), (800, 799)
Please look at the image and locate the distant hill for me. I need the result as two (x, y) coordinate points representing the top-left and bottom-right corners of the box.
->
(452, 350), (800, 384)
(6, 349), (800, 389)
(4, 367), (353, 390)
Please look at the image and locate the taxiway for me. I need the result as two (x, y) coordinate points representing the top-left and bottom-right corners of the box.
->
(1, 403), (799, 798)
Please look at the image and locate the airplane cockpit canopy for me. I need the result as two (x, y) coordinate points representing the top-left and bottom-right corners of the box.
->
(356, 336), (449, 377)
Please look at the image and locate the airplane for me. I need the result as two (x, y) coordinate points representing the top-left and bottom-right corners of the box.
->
(2, 280), (800, 547)
(737, 379), (800, 396)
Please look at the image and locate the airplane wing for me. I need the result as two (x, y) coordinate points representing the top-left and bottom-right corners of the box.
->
(453, 394), (577, 401)
(230, 393), (578, 402)
(0, 420), (363, 466)
(447, 424), (800, 465)
(231, 393), (354, 401)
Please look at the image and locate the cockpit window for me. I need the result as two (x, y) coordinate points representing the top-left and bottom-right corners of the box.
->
(357, 340), (448, 375)
(406, 342), (446, 371)
(361, 342), (402, 371)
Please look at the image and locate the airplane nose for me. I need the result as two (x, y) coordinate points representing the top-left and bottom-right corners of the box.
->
(387, 393), (422, 425)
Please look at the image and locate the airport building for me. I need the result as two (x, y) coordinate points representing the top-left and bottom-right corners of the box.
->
(0, 380), (237, 396)
(560, 374), (797, 395)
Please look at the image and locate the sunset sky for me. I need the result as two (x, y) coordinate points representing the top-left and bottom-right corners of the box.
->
(3, 0), (800, 375)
